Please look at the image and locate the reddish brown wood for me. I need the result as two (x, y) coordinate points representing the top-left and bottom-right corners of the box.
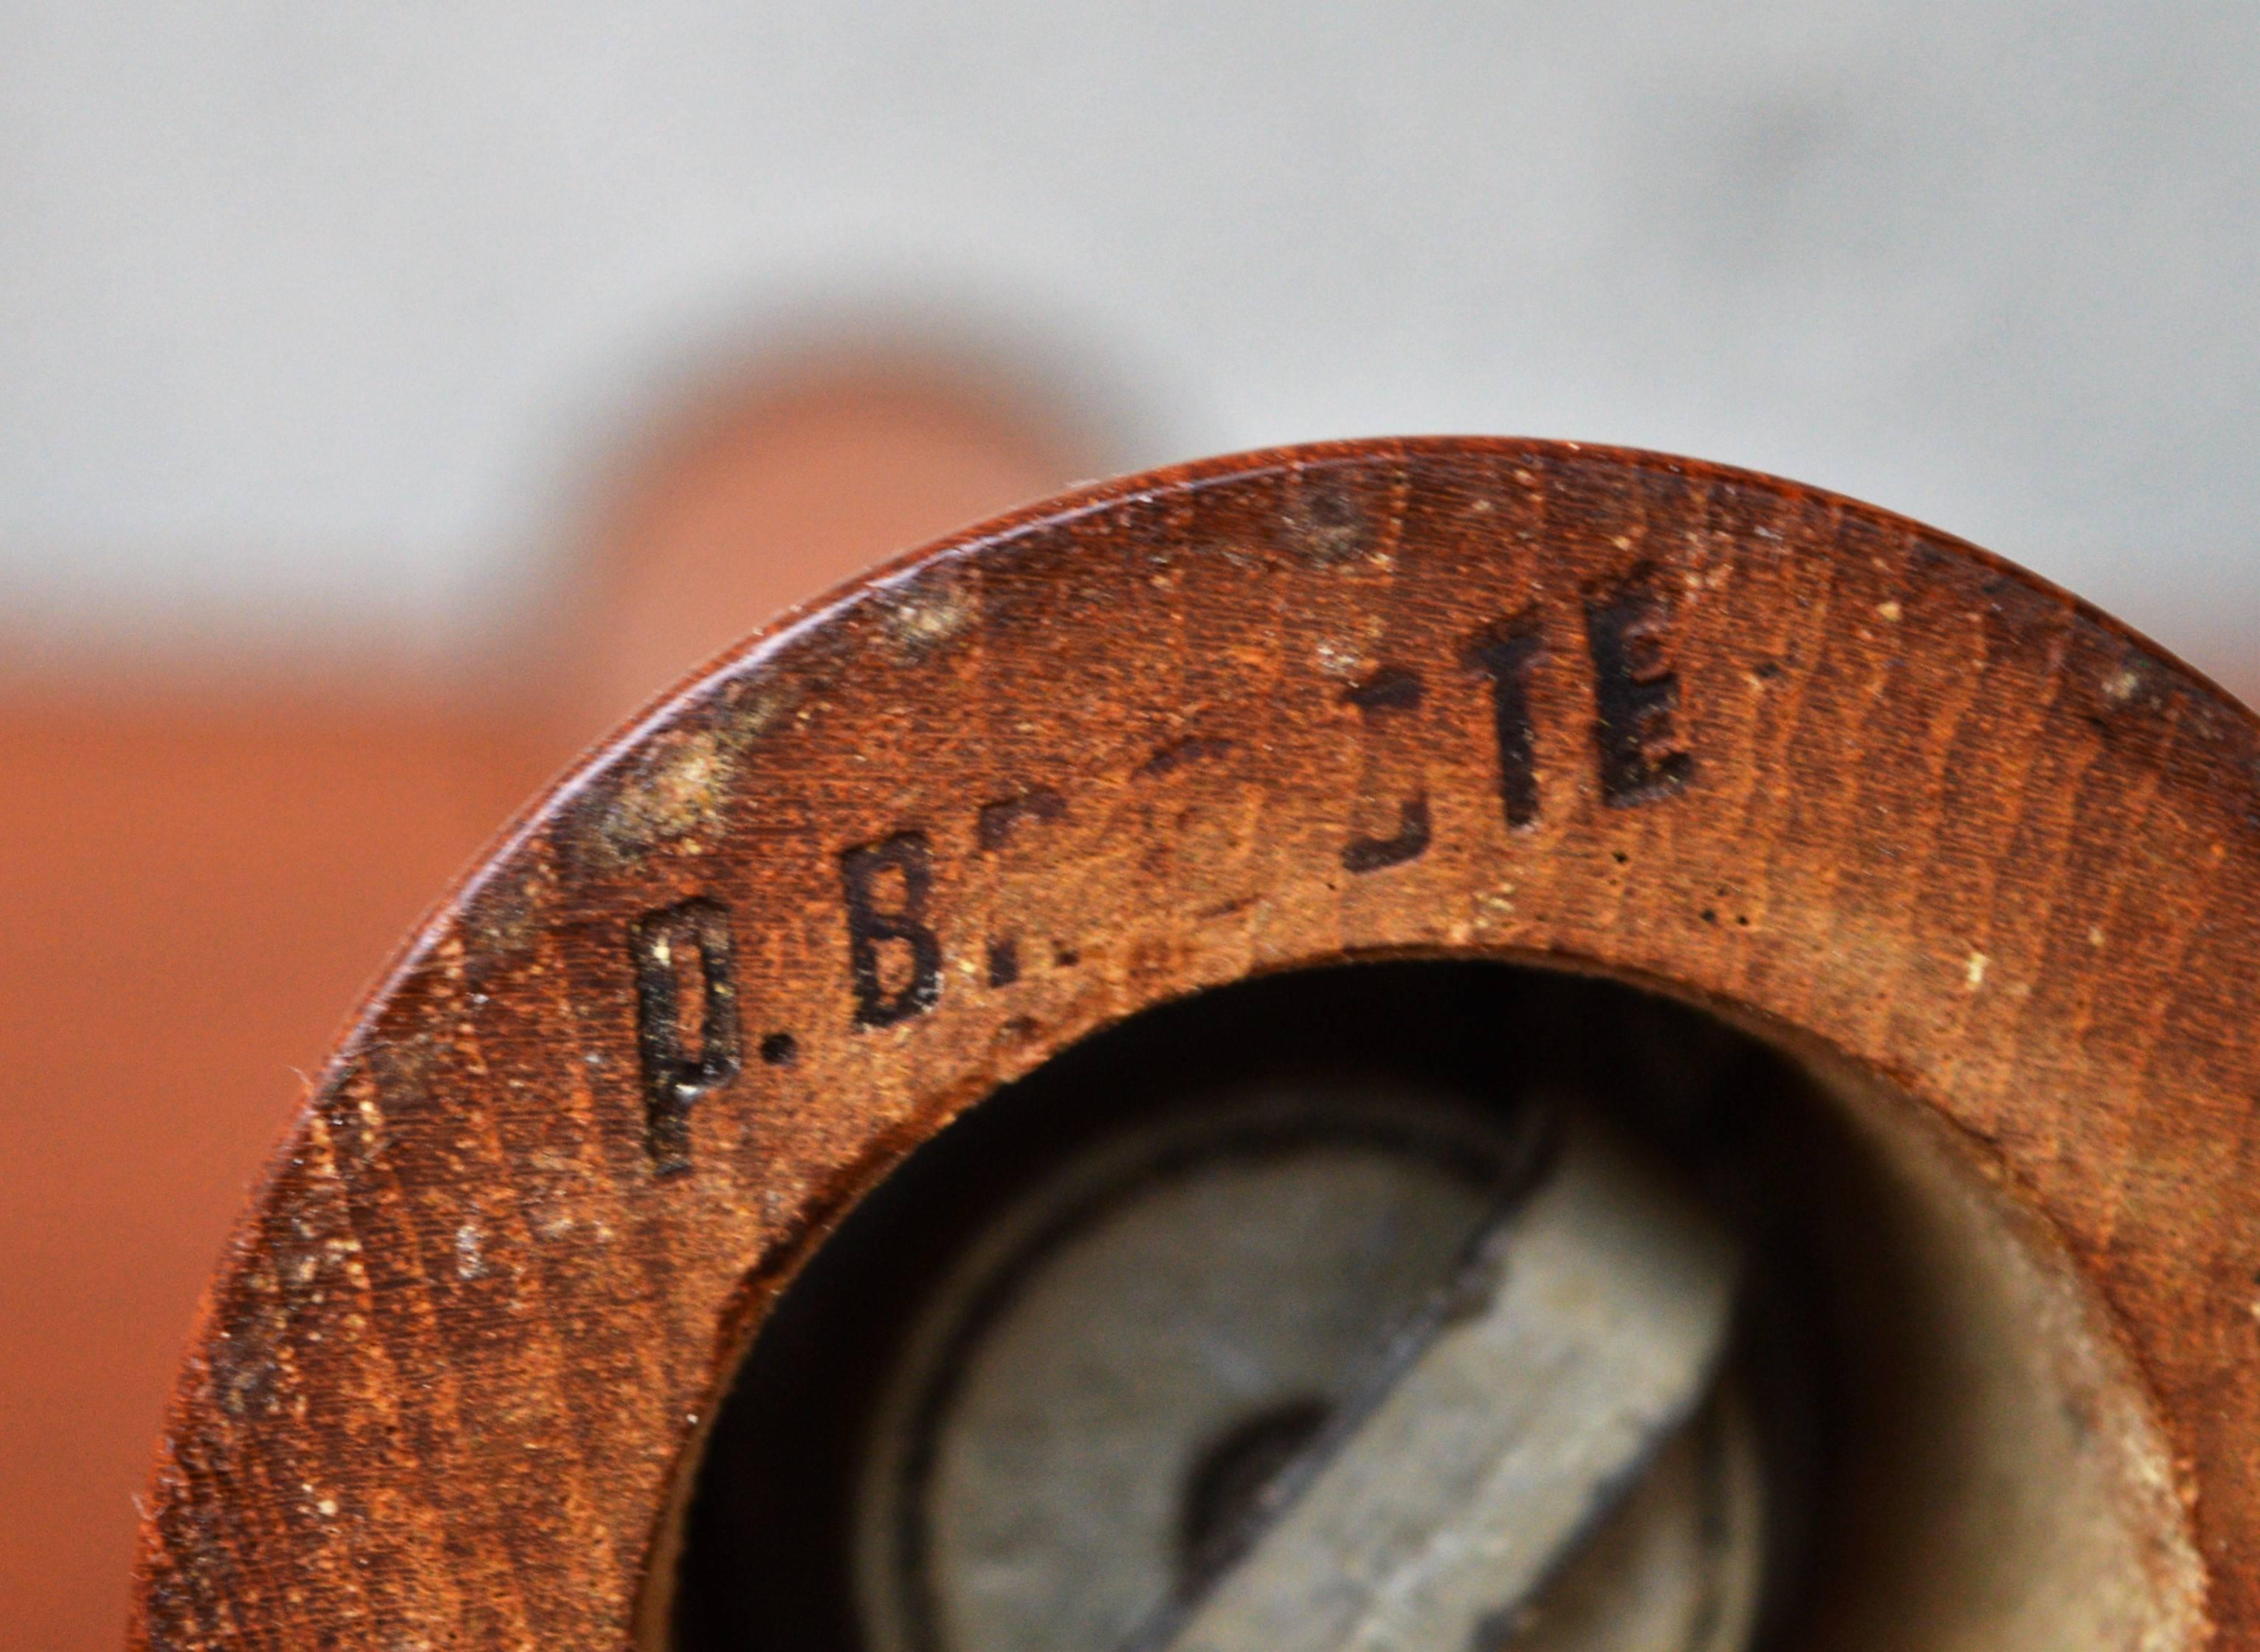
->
(131, 438), (2260, 1648)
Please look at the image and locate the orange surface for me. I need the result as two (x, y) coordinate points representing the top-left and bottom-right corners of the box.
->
(0, 369), (1077, 1649)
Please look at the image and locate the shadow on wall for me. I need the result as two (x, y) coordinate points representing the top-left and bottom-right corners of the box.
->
(0, 349), (1092, 1651)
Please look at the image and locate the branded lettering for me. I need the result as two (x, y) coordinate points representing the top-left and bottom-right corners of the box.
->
(629, 897), (742, 1177)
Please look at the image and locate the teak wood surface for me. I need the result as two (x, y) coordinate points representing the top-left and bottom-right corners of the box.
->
(132, 438), (2260, 1648)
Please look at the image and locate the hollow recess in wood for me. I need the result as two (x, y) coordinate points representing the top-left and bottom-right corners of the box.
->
(664, 963), (2200, 1652)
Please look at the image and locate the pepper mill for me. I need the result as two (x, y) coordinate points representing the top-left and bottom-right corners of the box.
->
(134, 438), (2258, 1652)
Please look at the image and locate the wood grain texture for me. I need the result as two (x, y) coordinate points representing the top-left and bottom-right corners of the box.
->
(131, 438), (2260, 1648)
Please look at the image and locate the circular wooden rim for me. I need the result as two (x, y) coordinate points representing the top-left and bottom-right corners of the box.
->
(134, 437), (2260, 1648)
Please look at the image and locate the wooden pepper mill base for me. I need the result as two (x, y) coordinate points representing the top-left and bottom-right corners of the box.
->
(134, 439), (2258, 1650)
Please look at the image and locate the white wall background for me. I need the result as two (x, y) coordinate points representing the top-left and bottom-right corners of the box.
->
(3, 2), (2255, 681)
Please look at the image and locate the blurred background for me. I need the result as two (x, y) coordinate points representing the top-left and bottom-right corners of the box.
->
(1, 4), (2255, 1645)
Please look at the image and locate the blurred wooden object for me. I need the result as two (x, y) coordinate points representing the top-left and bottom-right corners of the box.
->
(0, 367), (1075, 1651)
